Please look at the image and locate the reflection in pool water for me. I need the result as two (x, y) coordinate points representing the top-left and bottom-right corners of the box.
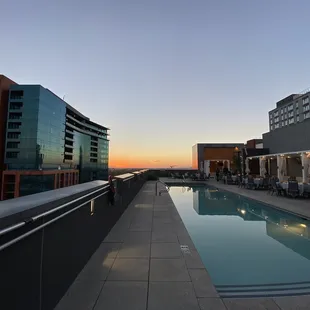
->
(169, 186), (310, 296)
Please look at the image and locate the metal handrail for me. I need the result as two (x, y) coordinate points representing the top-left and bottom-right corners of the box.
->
(155, 180), (167, 196)
(0, 185), (109, 242)
(0, 222), (26, 237)
(32, 185), (109, 221)
(0, 189), (109, 252)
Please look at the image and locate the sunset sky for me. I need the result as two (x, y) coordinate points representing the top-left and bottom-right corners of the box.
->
(2, 0), (310, 168)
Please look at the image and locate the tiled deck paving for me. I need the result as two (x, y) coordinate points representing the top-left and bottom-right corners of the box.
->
(55, 181), (310, 310)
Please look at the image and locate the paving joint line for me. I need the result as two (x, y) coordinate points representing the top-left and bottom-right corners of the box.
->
(145, 193), (155, 310)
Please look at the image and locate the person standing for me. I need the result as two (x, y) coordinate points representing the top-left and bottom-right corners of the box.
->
(216, 168), (220, 182)
(108, 175), (115, 206)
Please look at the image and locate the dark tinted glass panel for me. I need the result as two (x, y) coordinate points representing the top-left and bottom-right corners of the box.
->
(19, 175), (55, 197)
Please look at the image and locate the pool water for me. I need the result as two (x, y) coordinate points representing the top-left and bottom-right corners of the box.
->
(169, 186), (310, 297)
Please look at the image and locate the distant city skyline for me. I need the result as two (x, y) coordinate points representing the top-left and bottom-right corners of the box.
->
(2, 0), (310, 168)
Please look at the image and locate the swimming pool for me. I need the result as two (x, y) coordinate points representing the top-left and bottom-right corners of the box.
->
(169, 185), (310, 297)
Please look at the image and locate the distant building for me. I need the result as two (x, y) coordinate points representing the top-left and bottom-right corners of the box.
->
(192, 143), (244, 174)
(0, 75), (17, 194)
(2, 85), (109, 199)
(263, 89), (310, 154)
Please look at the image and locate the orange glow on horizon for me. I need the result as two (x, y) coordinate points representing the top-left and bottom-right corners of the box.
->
(109, 154), (191, 169)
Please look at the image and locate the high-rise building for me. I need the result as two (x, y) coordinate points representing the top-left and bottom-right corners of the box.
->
(263, 89), (310, 154)
(0, 75), (17, 193)
(268, 92), (310, 131)
(1, 85), (109, 199)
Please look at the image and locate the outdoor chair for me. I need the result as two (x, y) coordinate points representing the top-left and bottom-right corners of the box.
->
(190, 174), (197, 180)
(269, 178), (284, 196)
(246, 178), (255, 189)
(287, 181), (299, 198)
(227, 175), (234, 185)
(262, 178), (269, 190)
(175, 172), (181, 179)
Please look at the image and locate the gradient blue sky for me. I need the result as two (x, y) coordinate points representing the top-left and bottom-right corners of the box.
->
(2, 0), (310, 167)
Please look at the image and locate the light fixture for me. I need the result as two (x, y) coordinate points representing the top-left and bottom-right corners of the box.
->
(240, 209), (246, 215)
(300, 224), (307, 228)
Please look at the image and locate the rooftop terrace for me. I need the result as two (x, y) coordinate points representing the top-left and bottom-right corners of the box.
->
(2, 170), (310, 309)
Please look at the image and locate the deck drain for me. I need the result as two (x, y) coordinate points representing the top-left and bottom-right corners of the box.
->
(180, 245), (191, 254)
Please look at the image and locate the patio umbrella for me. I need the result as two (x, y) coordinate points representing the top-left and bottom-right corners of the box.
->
(277, 156), (284, 181)
(307, 159), (310, 178)
(245, 158), (250, 174)
(282, 157), (287, 176)
(279, 156), (287, 179)
(260, 158), (267, 176)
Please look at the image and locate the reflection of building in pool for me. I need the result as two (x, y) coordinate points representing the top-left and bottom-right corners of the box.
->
(192, 188), (264, 221)
(266, 222), (310, 261)
(192, 143), (244, 174)
(246, 205), (310, 260)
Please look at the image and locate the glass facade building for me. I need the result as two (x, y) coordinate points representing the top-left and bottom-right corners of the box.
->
(1, 85), (109, 199)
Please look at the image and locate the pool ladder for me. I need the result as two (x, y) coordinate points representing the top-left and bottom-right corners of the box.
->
(155, 180), (169, 196)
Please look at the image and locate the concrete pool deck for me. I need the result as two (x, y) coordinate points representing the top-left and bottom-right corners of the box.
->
(55, 181), (310, 310)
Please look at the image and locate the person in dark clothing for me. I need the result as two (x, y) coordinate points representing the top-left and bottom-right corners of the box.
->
(108, 175), (115, 206)
(223, 167), (228, 175)
(216, 168), (220, 182)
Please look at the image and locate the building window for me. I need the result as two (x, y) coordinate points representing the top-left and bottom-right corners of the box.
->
(270, 119), (273, 125)
(304, 112), (310, 119)
(303, 104), (310, 112)
(296, 101), (299, 108)
(288, 111), (294, 118)
(9, 102), (23, 110)
(9, 112), (22, 120)
(6, 151), (19, 158)
(7, 132), (20, 139)
(8, 122), (21, 129)
(274, 123), (280, 129)
(274, 117), (279, 122)
(6, 142), (19, 149)
(281, 121), (284, 126)
(296, 108), (299, 115)
(10, 90), (23, 100)
(303, 97), (309, 105)
(285, 120), (288, 125)
(274, 110), (279, 117)
(288, 118), (294, 125)
(297, 115), (300, 122)
(288, 104), (293, 111)
(281, 109), (283, 114)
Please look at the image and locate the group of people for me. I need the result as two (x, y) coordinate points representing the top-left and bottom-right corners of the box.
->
(215, 167), (240, 182)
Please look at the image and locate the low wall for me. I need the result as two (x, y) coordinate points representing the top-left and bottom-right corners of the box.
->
(0, 170), (148, 310)
(149, 169), (197, 178)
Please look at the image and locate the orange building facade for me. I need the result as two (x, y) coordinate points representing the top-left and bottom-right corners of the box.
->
(192, 143), (244, 174)
(1, 169), (79, 200)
